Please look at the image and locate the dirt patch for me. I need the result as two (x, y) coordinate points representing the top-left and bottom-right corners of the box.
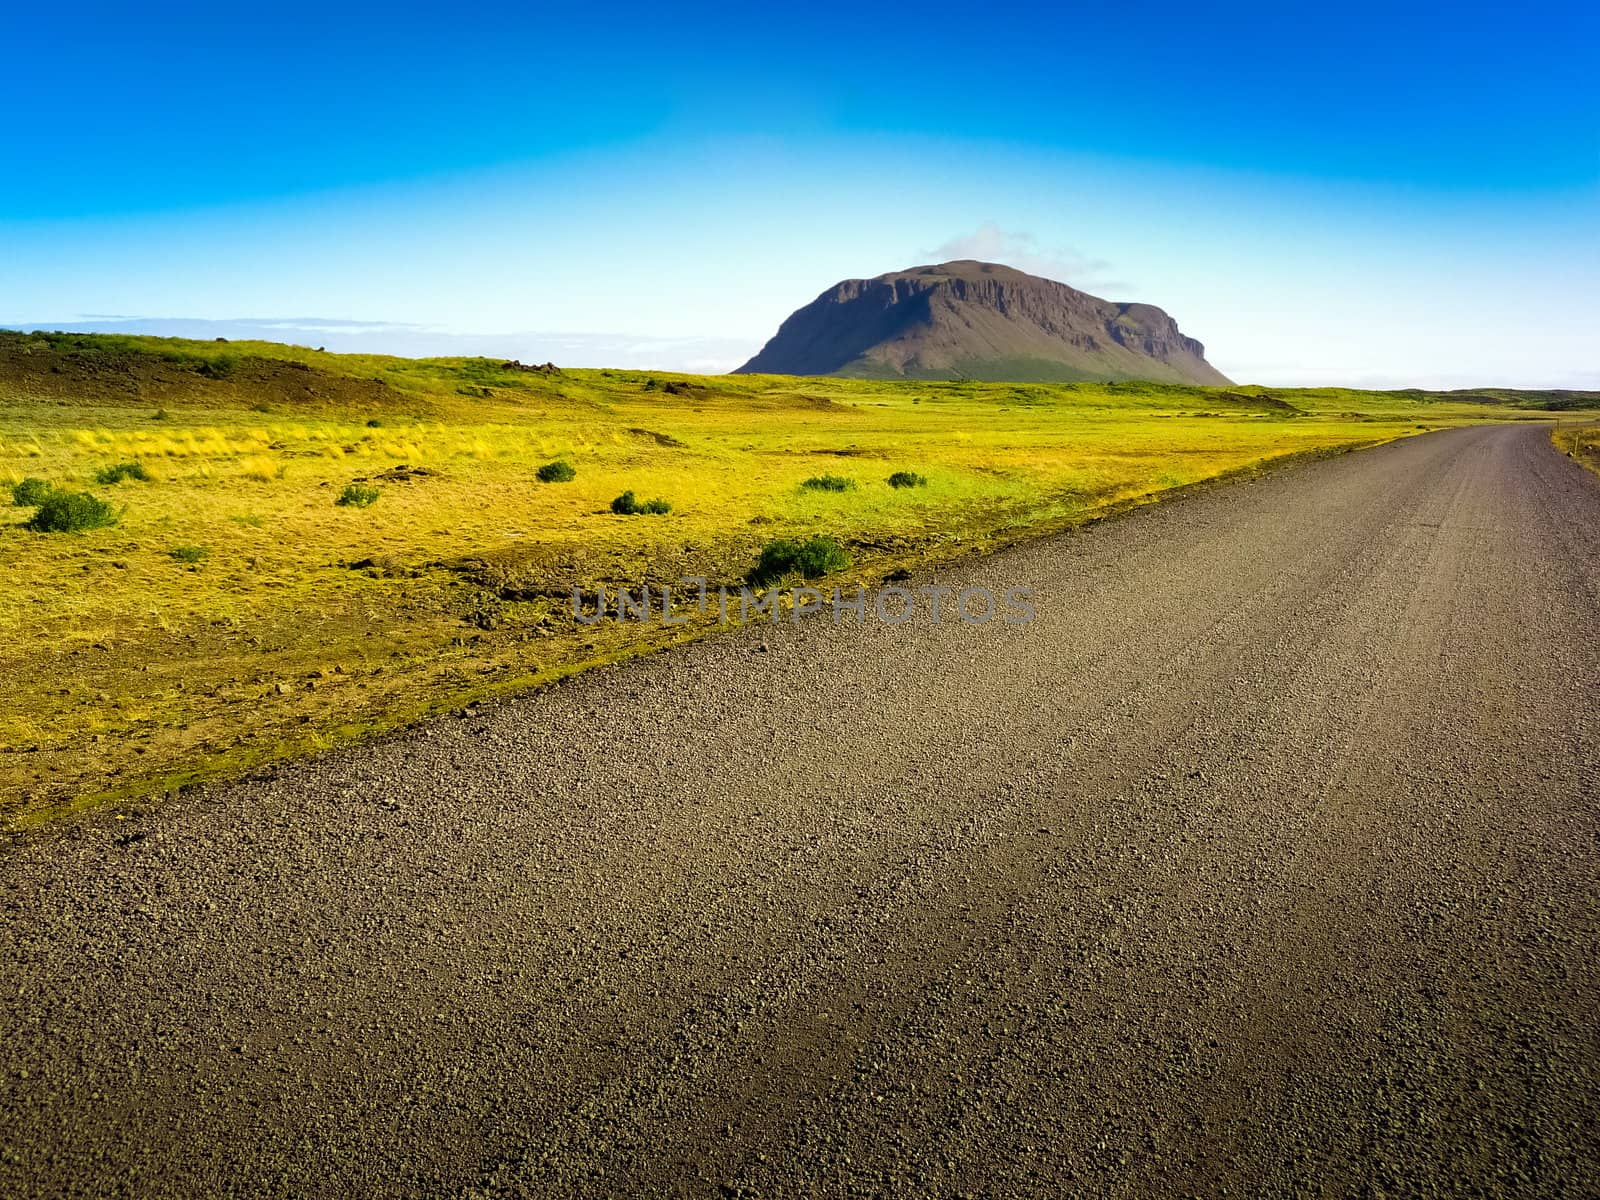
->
(767, 392), (851, 411)
(626, 427), (688, 448)
(362, 465), (441, 483)
(1213, 390), (1301, 413)
(451, 537), (760, 601)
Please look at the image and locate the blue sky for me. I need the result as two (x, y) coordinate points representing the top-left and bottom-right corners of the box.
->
(3, 0), (1596, 386)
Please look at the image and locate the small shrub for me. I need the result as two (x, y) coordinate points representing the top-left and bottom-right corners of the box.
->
(198, 354), (238, 379)
(151, 408), (170, 421)
(536, 460), (576, 483)
(366, 418), (383, 428)
(93, 461), (151, 485)
(748, 535), (850, 585)
(26, 491), (118, 533)
(11, 477), (53, 507)
(170, 544), (210, 564)
(800, 474), (855, 492)
(610, 490), (671, 515)
(336, 483), (381, 508)
(886, 471), (928, 489)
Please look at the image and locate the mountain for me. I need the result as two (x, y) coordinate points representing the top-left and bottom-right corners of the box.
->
(734, 260), (1231, 385)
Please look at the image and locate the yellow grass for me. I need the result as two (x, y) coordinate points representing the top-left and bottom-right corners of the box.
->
(1553, 421), (1600, 477)
(0, 345), (1579, 823)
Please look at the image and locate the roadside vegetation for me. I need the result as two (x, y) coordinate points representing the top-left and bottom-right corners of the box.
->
(2, 328), (1594, 822)
(749, 535), (851, 585)
(1553, 422), (1600, 478)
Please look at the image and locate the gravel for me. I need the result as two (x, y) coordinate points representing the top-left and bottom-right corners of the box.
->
(3, 423), (1598, 1197)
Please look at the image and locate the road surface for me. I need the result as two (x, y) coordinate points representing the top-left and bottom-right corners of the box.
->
(4, 423), (1598, 1197)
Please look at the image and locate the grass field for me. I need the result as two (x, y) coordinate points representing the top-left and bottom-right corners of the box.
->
(2, 330), (1592, 824)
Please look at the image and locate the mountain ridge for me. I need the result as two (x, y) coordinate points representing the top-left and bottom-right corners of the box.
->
(735, 260), (1231, 385)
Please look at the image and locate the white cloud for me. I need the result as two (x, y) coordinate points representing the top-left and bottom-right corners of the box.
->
(928, 222), (1127, 293)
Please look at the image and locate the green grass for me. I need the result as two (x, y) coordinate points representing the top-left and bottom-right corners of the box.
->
(1, 328), (1594, 823)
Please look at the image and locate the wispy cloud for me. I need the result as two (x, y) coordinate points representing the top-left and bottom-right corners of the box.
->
(1217, 358), (1600, 391)
(928, 223), (1128, 295)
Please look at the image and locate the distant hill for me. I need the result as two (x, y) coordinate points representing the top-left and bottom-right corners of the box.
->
(735, 260), (1233, 385)
(0, 329), (416, 412)
(5, 328), (1592, 414)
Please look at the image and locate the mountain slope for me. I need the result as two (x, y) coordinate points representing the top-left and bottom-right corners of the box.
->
(735, 260), (1231, 385)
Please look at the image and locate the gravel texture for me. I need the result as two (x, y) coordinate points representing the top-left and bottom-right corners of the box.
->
(3, 423), (1598, 1198)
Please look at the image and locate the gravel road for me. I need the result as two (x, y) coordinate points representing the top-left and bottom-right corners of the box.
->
(4, 423), (1598, 1198)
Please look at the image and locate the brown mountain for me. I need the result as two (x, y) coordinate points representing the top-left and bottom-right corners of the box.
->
(734, 260), (1231, 385)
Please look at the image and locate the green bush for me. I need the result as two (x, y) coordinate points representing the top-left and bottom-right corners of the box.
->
(611, 490), (671, 515)
(886, 471), (928, 489)
(11, 477), (53, 507)
(800, 474), (855, 492)
(198, 354), (238, 379)
(747, 535), (850, 585)
(93, 461), (151, 485)
(170, 544), (210, 564)
(26, 491), (118, 533)
(536, 460), (576, 483)
(336, 483), (381, 508)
